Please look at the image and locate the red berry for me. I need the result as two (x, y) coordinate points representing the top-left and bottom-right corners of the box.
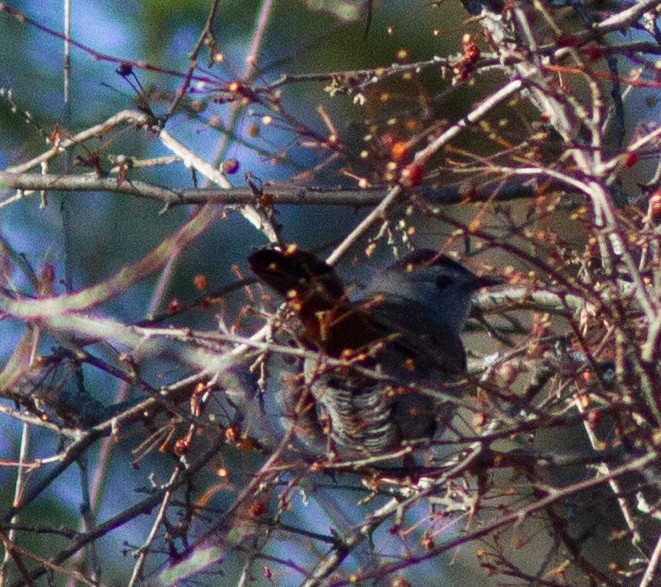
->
(623, 151), (638, 168)
(222, 159), (240, 174)
(400, 163), (423, 186)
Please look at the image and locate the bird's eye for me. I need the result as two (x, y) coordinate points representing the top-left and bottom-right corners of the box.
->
(435, 274), (452, 289)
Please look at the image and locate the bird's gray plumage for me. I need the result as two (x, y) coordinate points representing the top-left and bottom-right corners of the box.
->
(249, 248), (490, 456)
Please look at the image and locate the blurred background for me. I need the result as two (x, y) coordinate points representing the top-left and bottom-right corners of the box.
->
(0, 1), (659, 585)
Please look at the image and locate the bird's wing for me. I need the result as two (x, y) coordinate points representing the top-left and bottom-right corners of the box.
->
(360, 297), (467, 376)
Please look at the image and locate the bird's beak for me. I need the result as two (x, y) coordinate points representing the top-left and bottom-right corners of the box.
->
(471, 274), (503, 290)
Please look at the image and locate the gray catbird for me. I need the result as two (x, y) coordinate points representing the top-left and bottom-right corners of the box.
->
(249, 246), (493, 456)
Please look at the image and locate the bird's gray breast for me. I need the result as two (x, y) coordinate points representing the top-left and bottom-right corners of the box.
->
(304, 360), (400, 454)
(302, 298), (466, 455)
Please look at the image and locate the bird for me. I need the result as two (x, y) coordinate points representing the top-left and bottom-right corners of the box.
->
(248, 245), (494, 457)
